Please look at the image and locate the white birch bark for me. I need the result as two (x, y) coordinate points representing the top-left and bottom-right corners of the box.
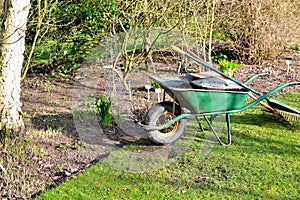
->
(0, 0), (30, 135)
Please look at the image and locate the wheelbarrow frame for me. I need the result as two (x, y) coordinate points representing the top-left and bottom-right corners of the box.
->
(140, 46), (300, 146)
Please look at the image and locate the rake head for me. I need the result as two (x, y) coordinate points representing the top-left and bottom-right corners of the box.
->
(275, 109), (300, 122)
(266, 98), (300, 123)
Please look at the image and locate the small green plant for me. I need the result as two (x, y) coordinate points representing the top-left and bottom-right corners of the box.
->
(57, 64), (80, 75)
(56, 142), (71, 151)
(95, 96), (113, 127)
(150, 80), (162, 89)
(23, 138), (31, 143)
(55, 165), (61, 172)
(218, 59), (241, 76)
(212, 52), (228, 63)
(75, 140), (86, 151)
(44, 82), (51, 93)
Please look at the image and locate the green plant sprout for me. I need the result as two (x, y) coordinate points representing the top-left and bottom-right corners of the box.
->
(95, 96), (113, 127)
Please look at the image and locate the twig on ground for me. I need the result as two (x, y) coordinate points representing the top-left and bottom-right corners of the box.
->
(0, 163), (7, 174)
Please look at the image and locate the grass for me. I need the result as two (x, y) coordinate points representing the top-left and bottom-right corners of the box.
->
(36, 92), (300, 199)
(0, 128), (49, 197)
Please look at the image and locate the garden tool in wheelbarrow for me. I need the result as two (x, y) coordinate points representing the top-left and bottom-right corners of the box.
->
(261, 96), (300, 124)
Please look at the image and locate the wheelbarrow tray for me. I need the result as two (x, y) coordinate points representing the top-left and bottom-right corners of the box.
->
(150, 75), (249, 113)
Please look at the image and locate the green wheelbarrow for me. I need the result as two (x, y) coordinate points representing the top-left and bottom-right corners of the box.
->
(139, 46), (300, 146)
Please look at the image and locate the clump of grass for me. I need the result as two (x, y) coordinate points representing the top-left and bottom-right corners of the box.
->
(0, 127), (69, 198)
(0, 137), (44, 198)
(26, 126), (61, 139)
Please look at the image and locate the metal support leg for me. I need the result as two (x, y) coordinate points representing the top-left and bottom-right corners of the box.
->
(172, 94), (176, 115)
(195, 116), (204, 132)
(203, 114), (232, 146)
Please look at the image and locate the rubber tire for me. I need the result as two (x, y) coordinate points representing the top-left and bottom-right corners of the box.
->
(145, 102), (187, 144)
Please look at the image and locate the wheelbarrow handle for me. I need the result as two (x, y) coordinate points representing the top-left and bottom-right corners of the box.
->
(244, 72), (268, 85)
(242, 81), (300, 111)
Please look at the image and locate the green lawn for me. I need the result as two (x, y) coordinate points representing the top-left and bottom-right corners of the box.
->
(37, 92), (300, 199)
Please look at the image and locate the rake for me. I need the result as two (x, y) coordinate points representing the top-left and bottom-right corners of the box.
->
(266, 98), (300, 123)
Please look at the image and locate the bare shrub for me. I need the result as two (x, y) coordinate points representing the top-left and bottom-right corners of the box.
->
(217, 0), (299, 64)
(153, 0), (218, 62)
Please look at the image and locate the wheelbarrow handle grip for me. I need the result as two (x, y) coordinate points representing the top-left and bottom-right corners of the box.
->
(171, 45), (185, 55)
(260, 72), (269, 76)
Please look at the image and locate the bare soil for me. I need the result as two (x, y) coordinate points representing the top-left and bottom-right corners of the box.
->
(1, 49), (299, 199)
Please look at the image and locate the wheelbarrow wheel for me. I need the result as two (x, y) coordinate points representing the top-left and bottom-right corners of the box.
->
(145, 101), (187, 144)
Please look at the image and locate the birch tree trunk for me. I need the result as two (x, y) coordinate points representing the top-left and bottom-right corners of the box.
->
(0, 0), (30, 138)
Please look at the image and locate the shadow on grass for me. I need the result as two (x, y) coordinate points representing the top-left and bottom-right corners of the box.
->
(232, 130), (300, 155)
(231, 112), (297, 129)
(229, 113), (300, 156)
